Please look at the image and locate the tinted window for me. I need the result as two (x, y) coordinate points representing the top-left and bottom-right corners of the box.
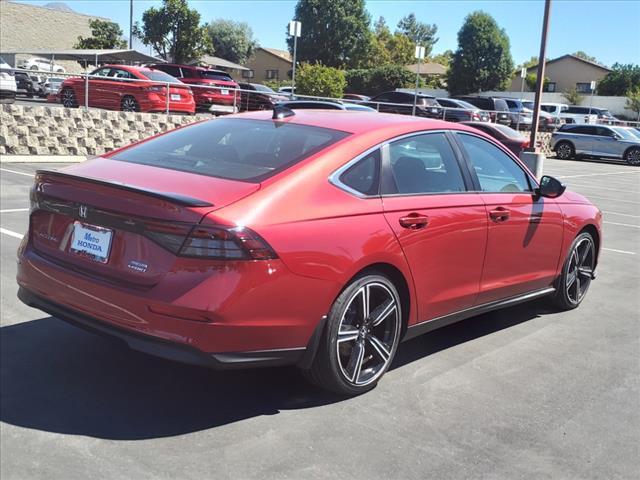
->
(457, 133), (531, 193)
(180, 68), (196, 78)
(569, 126), (597, 135)
(494, 99), (509, 111)
(252, 84), (274, 93)
(387, 133), (466, 195)
(437, 99), (457, 108)
(339, 150), (380, 195)
(141, 70), (182, 83)
(372, 93), (393, 103)
(111, 119), (349, 182)
(595, 127), (615, 137)
(155, 65), (182, 78)
(200, 71), (233, 81)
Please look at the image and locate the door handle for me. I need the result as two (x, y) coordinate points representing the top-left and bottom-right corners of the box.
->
(399, 213), (429, 229)
(489, 207), (510, 222)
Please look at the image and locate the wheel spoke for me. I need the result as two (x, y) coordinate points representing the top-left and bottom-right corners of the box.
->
(338, 325), (359, 343)
(367, 335), (391, 363)
(566, 269), (577, 288)
(346, 341), (365, 383)
(578, 266), (593, 278)
(575, 273), (581, 297)
(357, 286), (369, 321)
(371, 300), (396, 327)
(579, 242), (591, 265)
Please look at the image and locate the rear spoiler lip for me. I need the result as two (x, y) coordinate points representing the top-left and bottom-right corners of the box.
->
(35, 169), (214, 208)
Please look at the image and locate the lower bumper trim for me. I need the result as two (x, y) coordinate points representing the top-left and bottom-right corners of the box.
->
(17, 287), (305, 370)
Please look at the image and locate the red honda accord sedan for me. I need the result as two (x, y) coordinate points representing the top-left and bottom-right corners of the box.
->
(17, 109), (602, 395)
(58, 65), (195, 114)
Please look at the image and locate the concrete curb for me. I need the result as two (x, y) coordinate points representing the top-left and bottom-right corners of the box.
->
(0, 155), (86, 163)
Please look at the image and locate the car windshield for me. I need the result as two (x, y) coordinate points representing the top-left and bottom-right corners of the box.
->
(142, 70), (183, 83)
(111, 119), (350, 182)
(611, 127), (638, 140)
(522, 101), (534, 109)
(252, 84), (274, 93)
(200, 71), (233, 81)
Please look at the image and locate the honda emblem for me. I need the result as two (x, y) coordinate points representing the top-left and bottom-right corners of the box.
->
(79, 205), (88, 219)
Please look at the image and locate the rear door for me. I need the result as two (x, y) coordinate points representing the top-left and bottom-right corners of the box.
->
(454, 132), (564, 303)
(592, 126), (619, 157)
(381, 131), (487, 321)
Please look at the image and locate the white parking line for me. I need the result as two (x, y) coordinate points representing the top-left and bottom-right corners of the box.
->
(603, 211), (640, 219)
(567, 183), (639, 193)
(0, 227), (24, 239)
(0, 208), (29, 213)
(0, 168), (33, 177)
(558, 171), (640, 179)
(587, 195), (640, 205)
(603, 221), (640, 229)
(602, 247), (636, 255)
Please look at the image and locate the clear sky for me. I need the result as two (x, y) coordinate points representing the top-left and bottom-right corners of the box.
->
(16, 0), (640, 66)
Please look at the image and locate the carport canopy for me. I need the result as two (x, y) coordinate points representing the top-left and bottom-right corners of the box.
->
(0, 49), (164, 68)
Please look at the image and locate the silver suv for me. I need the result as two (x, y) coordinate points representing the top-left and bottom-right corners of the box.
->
(551, 124), (640, 165)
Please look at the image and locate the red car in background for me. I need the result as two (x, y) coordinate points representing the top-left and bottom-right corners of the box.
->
(17, 111), (601, 396)
(461, 121), (531, 157)
(58, 65), (195, 114)
(150, 64), (239, 114)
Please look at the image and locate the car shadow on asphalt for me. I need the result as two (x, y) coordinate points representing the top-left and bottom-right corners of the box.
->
(0, 300), (552, 440)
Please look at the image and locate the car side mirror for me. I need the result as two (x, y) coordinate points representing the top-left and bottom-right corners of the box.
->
(537, 175), (566, 198)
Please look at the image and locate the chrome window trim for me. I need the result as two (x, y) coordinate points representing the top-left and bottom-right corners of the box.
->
(328, 129), (464, 199)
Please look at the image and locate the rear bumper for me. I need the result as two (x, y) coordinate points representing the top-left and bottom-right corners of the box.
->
(18, 286), (306, 369)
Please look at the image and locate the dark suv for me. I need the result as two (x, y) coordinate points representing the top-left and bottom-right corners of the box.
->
(365, 91), (443, 118)
(149, 63), (239, 114)
(451, 96), (511, 125)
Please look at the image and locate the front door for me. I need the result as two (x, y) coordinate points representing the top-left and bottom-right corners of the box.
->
(381, 132), (487, 322)
(454, 132), (564, 304)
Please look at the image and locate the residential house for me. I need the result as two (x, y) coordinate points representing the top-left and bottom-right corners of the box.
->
(509, 54), (611, 93)
(244, 47), (293, 83)
(189, 55), (250, 81)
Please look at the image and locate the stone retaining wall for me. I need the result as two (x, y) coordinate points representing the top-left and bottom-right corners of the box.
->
(0, 104), (209, 156)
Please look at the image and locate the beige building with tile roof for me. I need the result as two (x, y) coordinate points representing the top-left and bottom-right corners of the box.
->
(244, 47), (293, 83)
(509, 54), (612, 94)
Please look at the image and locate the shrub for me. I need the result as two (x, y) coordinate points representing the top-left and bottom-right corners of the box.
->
(625, 86), (640, 120)
(345, 69), (371, 93)
(367, 64), (415, 95)
(562, 87), (584, 105)
(295, 63), (346, 98)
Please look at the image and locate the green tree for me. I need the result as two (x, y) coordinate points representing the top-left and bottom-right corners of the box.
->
(134, 0), (211, 64)
(625, 86), (640, 120)
(562, 87), (584, 105)
(430, 50), (453, 68)
(287, 0), (372, 68)
(75, 19), (127, 49)
(524, 72), (550, 91)
(295, 63), (346, 97)
(598, 63), (640, 96)
(573, 51), (599, 64)
(207, 19), (257, 65)
(363, 17), (414, 66)
(396, 13), (438, 57)
(446, 12), (514, 95)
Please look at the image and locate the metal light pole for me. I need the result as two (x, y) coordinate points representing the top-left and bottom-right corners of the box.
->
(528, 0), (552, 152)
(129, 0), (133, 49)
(289, 20), (301, 100)
(412, 45), (425, 116)
(516, 67), (526, 132)
(588, 80), (596, 121)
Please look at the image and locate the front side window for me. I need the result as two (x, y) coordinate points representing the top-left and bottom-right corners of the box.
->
(111, 119), (349, 182)
(339, 150), (380, 196)
(386, 133), (466, 195)
(457, 133), (531, 193)
(91, 68), (112, 77)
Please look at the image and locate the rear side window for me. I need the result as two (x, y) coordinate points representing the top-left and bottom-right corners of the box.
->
(111, 119), (349, 182)
(339, 150), (380, 196)
(200, 71), (233, 81)
(155, 65), (182, 78)
(386, 133), (466, 195)
(457, 133), (531, 193)
(143, 70), (183, 83)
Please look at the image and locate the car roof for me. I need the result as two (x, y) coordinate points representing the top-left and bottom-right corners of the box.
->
(233, 109), (483, 136)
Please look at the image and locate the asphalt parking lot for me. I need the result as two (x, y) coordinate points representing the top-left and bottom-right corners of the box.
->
(1, 158), (639, 479)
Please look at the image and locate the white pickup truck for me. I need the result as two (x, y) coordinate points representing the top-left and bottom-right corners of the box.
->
(541, 103), (598, 124)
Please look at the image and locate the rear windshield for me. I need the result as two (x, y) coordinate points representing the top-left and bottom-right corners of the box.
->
(490, 123), (524, 139)
(142, 70), (183, 83)
(200, 71), (233, 81)
(111, 119), (349, 182)
(253, 84), (274, 93)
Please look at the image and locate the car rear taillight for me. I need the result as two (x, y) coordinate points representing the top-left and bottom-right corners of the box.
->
(471, 112), (480, 120)
(521, 139), (530, 149)
(180, 225), (277, 260)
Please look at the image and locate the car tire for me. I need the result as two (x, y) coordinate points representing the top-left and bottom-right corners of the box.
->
(624, 147), (640, 166)
(555, 141), (575, 160)
(550, 232), (596, 311)
(121, 96), (139, 112)
(30, 65), (38, 71)
(61, 88), (77, 108)
(303, 272), (402, 396)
